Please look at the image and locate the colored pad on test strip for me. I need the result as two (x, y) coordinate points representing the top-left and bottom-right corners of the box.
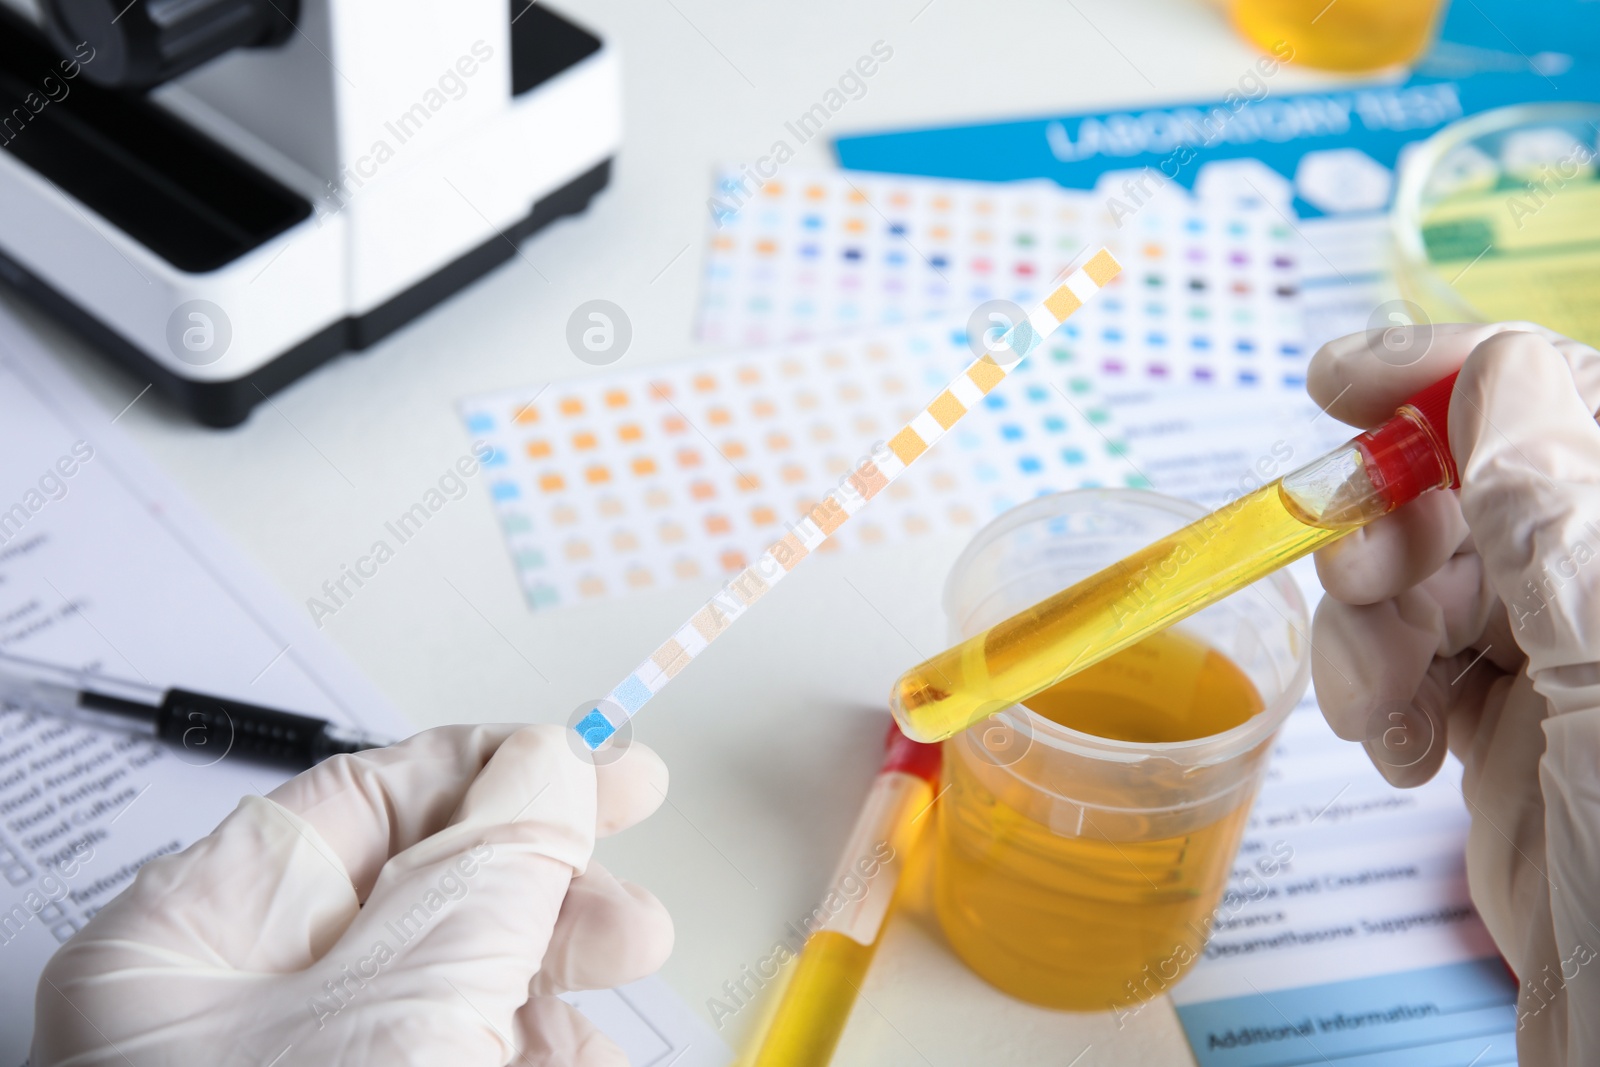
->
(579, 248), (1122, 747)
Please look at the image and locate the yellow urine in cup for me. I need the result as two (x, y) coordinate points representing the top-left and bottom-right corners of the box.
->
(895, 481), (1341, 745)
(748, 931), (873, 1066)
(1230, 0), (1442, 71)
(935, 630), (1264, 1011)
(1415, 177), (1600, 349)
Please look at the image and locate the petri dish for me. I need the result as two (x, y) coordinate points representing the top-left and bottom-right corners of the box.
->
(1392, 102), (1600, 347)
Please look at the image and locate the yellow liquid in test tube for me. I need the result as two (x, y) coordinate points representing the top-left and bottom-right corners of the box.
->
(749, 932), (873, 1063)
(894, 482), (1346, 744)
(937, 630), (1265, 1010)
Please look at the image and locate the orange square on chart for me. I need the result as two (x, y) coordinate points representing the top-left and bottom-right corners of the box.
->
(854, 415), (878, 435)
(612, 531), (639, 551)
(525, 440), (551, 459)
(766, 432), (791, 451)
(867, 344), (889, 362)
(735, 474), (760, 492)
(552, 504), (578, 524)
(579, 576), (605, 597)
(782, 464), (806, 484)
(706, 515), (732, 535)
(719, 549), (747, 571)
(887, 481), (912, 500)
(838, 384), (862, 403)
(723, 440), (747, 460)
(781, 360), (804, 378)
(694, 373), (717, 392)
(817, 538), (841, 554)
(646, 488), (671, 508)
(691, 480), (716, 501)
(626, 568), (653, 589)
(847, 187), (867, 203)
(889, 191), (909, 206)
(650, 381), (674, 400)
(932, 196), (951, 210)
(513, 405), (540, 424)
(660, 522), (685, 543)
(598, 496), (623, 517)
(844, 218), (866, 233)
(810, 425), (834, 443)
(764, 181), (784, 197)
(663, 416), (687, 434)
(860, 524), (884, 545)
(565, 539), (592, 561)
(751, 506), (777, 525)
(904, 515), (930, 535)
(539, 473), (565, 492)
(795, 391), (819, 410)
(751, 399), (776, 418)
(930, 225), (949, 240)
(674, 559), (700, 579)
(559, 397), (583, 416)
(708, 407), (732, 426)
(618, 423), (643, 442)
(585, 466), (611, 485)
(880, 375), (905, 394)
(677, 448), (702, 469)
(975, 199), (993, 215)
(604, 389), (629, 409)
(573, 431), (597, 450)
(631, 457), (657, 476)
(712, 235), (734, 250)
(755, 239), (777, 256)
(737, 366), (761, 384)
(805, 184), (825, 200)
(823, 351), (847, 369)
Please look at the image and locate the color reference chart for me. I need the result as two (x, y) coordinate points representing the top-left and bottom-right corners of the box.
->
(461, 316), (1135, 610)
(698, 168), (1307, 389)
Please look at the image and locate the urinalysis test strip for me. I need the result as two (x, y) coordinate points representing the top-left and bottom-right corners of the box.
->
(574, 247), (1121, 748)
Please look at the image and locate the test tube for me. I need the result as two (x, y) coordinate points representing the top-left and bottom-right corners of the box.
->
(891, 371), (1460, 744)
(747, 723), (941, 1067)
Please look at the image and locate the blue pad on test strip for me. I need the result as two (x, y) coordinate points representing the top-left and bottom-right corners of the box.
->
(575, 710), (615, 748)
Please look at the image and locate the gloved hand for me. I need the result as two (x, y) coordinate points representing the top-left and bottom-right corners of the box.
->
(32, 724), (673, 1066)
(1307, 322), (1600, 1067)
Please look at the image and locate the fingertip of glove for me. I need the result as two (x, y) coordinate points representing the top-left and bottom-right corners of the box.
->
(595, 742), (669, 837)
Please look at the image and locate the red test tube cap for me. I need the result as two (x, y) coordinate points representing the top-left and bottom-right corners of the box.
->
(1362, 370), (1461, 508)
(883, 718), (942, 783)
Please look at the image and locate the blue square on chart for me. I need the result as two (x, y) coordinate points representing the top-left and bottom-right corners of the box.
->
(1191, 336), (1211, 350)
(1018, 456), (1042, 474)
(1062, 448), (1084, 464)
(614, 675), (653, 713)
(1000, 424), (1023, 441)
(1236, 339), (1255, 353)
(467, 413), (494, 433)
(491, 481), (520, 501)
(803, 215), (822, 230)
(984, 394), (1007, 410)
(1238, 371), (1259, 385)
(975, 464), (998, 483)
(481, 448), (507, 467)
(1043, 416), (1065, 433)
(1026, 384), (1048, 403)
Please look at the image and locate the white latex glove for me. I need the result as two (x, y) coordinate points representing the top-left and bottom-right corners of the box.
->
(1308, 322), (1600, 1067)
(32, 724), (673, 1066)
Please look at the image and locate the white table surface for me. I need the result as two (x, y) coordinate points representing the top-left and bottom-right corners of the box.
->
(6, 2), (1353, 1061)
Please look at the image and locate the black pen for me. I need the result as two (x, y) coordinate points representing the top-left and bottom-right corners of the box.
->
(0, 653), (392, 769)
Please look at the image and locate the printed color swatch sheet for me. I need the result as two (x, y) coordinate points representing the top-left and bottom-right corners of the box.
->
(698, 169), (1307, 390)
(461, 320), (1133, 610)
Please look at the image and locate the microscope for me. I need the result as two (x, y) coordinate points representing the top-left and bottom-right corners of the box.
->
(0, 0), (619, 425)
